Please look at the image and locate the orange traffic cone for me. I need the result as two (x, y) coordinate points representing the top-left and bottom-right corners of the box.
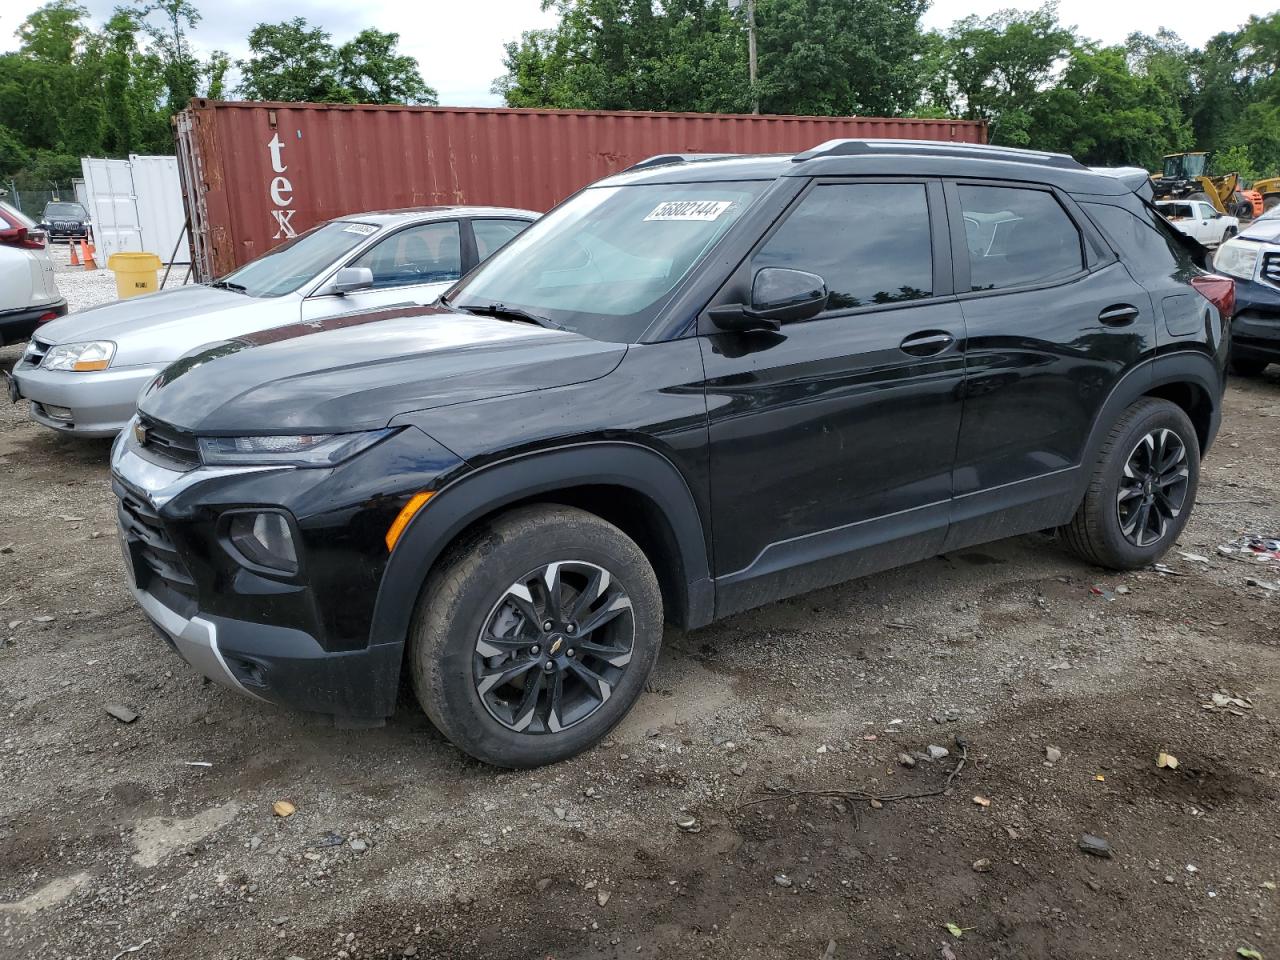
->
(68, 240), (80, 266)
(82, 240), (96, 271)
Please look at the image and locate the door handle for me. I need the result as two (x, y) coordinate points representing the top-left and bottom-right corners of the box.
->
(899, 331), (955, 357)
(1099, 304), (1140, 326)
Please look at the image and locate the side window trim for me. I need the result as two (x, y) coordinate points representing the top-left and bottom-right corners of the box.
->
(712, 176), (951, 326)
(469, 217), (534, 265)
(944, 178), (1103, 300)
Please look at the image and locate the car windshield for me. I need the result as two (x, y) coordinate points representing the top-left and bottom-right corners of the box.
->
(44, 202), (87, 219)
(447, 181), (767, 341)
(216, 220), (378, 298)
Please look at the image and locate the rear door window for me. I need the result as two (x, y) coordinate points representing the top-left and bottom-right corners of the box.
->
(751, 182), (934, 313)
(957, 184), (1084, 292)
(473, 218), (532, 261)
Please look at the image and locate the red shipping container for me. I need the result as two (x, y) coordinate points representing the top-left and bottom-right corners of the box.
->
(174, 99), (988, 281)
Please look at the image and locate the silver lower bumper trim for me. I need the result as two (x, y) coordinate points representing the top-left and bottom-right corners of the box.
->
(131, 582), (265, 701)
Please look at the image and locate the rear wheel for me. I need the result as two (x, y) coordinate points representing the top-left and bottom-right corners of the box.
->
(1060, 398), (1199, 570)
(1230, 356), (1270, 377)
(1264, 195), (1280, 212)
(409, 504), (663, 767)
(1222, 226), (1238, 243)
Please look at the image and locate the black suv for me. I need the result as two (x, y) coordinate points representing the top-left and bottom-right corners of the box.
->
(110, 140), (1231, 767)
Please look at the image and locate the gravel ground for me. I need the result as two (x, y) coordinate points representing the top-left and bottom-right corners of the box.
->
(46, 240), (193, 313)
(0, 339), (1278, 959)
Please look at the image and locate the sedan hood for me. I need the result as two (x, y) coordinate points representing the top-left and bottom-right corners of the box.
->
(1239, 217), (1280, 244)
(34, 285), (295, 365)
(138, 305), (627, 434)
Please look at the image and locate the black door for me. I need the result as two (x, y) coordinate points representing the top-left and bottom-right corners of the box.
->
(944, 180), (1159, 549)
(699, 179), (967, 617)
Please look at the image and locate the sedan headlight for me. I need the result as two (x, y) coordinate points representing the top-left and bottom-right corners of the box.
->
(42, 341), (116, 372)
(198, 429), (395, 467)
(1214, 240), (1261, 281)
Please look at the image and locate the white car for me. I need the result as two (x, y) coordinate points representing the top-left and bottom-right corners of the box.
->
(11, 206), (537, 436)
(0, 198), (66, 347)
(1156, 200), (1239, 247)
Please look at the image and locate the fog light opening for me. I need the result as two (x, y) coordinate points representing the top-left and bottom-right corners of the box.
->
(227, 511), (299, 574)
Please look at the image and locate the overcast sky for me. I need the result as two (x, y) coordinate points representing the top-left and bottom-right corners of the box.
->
(1, 0), (1276, 108)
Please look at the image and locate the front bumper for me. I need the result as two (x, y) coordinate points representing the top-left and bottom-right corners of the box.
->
(109, 424), (464, 722)
(1231, 276), (1280, 361)
(0, 299), (66, 346)
(12, 361), (159, 437)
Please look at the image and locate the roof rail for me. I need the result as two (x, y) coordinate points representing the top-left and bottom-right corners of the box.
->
(793, 139), (1085, 170)
(625, 153), (737, 172)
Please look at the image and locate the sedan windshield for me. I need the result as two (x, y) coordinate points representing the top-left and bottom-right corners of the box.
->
(448, 181), (767, 341)
(216, 220), (378, 298)
(44, 202), (88, 219)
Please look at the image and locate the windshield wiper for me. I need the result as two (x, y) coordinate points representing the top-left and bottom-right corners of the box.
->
(209, 279), (249, 294)
(454, 301), (562, 330)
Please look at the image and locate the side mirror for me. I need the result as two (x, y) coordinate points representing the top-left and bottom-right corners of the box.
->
(332, 266), (374, 295)
(709, 267), (828, 332)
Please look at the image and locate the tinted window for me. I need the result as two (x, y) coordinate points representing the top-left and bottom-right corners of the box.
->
(44, 202), (87, 219)
(352, 220), (461, 288)
(1084, 201), (1197, 277)
(752, 183), (933, 312)
(958, 185), (1082, 292)
(473, 218), (531, 260)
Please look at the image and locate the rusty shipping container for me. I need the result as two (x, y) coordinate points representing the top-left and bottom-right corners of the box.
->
(173, 99), (988, 281)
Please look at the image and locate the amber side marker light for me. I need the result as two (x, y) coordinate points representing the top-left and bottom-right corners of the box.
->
(385, 492), (435, 552)
(73, 359), (110, 371)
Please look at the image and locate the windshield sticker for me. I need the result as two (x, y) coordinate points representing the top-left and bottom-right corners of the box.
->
(343, 223), (379, 235)
(644, 200), (734, 222)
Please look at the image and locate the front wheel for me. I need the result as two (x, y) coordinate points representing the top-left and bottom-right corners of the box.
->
(409, 504), (663, 767)
(1059, 398), (1200, 570)
(1230, 356), (1270, 377)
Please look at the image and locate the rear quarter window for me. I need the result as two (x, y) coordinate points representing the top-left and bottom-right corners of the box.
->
(1084, 201), (1199, 277)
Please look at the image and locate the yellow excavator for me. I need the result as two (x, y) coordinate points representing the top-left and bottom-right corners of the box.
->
(1251, 175), (1280, 212)
(1151, 153), (1253, 217)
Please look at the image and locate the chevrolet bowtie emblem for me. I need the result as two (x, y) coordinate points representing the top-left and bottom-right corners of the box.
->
(133, 421), (148, 446)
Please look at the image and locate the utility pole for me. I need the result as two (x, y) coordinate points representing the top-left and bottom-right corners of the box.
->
(747, 0), (758, 114)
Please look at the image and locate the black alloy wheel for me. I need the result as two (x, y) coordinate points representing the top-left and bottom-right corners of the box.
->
(474, 560), (635, 734)
(1116, 428), (1190, 548)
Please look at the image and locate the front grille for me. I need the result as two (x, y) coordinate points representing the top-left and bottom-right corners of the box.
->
(113, 478), (197, 616)
(1262, 252), (1280, 285)
(21, 338), (51, 368)
(135, 415), (201, 471)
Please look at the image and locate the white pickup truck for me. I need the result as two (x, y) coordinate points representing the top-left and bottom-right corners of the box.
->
(1156, 199), (1239, 248)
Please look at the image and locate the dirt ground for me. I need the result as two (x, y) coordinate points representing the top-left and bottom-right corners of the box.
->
(1, 340), (1277, 960)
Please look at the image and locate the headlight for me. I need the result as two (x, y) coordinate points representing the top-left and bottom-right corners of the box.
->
(1214, 240), (1261, 281)
(197, 429), (395, 467)
(42, 341), (115, 372)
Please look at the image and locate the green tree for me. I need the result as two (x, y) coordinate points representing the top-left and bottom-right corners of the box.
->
(337, 28), (436, 104)
(16, 0), (87, 64)
(493, 0), (749, 112)
(753, 0), (930, 116)
(136, 0), (202, 115)
(237, 18), (351, 102)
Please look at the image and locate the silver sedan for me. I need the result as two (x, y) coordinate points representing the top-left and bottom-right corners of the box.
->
(12, 206), (537, 437)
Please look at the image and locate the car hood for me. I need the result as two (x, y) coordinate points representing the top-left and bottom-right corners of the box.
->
(138, 304), (628, 434)
(1239, 217), (1280, 244)
(34, 285), (295, 365)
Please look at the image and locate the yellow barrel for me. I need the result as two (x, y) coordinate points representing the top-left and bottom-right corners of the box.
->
(107, 252), (163, 299)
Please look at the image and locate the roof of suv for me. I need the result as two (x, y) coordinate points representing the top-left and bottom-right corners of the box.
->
(602, 139), (1136, 197)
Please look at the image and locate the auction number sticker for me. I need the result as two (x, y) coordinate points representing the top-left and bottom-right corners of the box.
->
(644, 200), (734, 222)
(343, 223), (379, 235)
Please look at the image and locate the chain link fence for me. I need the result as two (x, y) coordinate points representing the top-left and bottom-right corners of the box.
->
(2, 181), (83, 218)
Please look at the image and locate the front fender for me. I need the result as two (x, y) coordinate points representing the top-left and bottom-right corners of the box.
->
(368, 441), (714, 652)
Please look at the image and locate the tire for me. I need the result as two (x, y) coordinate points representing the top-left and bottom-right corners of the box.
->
(1059, 398), (1200, 570)
(1222, 226), (1238, 243)
(409, 504), (663, 767)
(1230, 356), (1270, 377)
(1264, 195), (1280, 212)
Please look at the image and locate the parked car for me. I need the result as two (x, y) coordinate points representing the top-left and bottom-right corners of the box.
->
(11, 206), (537, 436)
(110, 140), (1230, 767)
(0, 199), (66, 349)
(37, 200), (91, 241)
(1156, 199), (1239, 247)
(1213, 202), (1280, 375)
